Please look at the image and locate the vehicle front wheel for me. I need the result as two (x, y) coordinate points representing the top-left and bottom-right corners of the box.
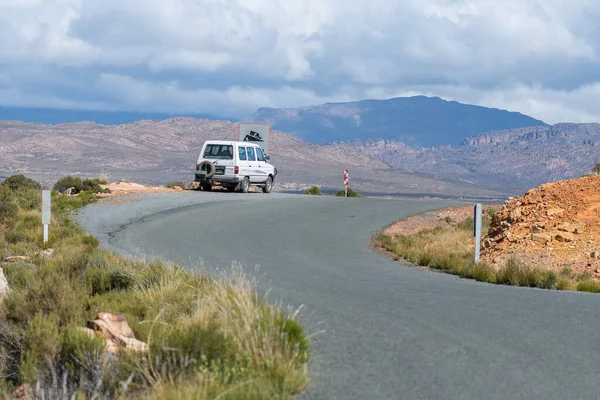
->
(262, 176), (273, 193)
(240, 177), (250, 193)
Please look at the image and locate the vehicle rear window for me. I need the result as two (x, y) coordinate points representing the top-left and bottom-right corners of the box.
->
(256, 148), (266, 161)
(204, 144), (233, 159)
(247, 147), (256, 161)
(238, 147), (247, 160)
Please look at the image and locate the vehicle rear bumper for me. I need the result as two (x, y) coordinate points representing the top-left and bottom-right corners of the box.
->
(195, 174), (240, 184)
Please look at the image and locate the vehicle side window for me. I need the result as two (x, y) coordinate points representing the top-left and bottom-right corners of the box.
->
(238, 147), (247, 161)
(256, 148), (265, 162)
(247, 147), (256, 161)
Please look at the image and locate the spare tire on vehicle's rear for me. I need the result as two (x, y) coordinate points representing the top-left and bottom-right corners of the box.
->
(197, 161), (216, 179)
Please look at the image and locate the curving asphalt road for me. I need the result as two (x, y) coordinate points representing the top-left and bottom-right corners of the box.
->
(77, 192), (600, 400)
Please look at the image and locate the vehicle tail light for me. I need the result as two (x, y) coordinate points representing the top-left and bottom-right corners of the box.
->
(196, 164), (200, 171)
(234, 166), (239, 175)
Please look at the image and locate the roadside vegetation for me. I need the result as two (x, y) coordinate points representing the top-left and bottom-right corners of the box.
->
(0, 175), (310, 398)
(303, 186), (323, 196)
(334, 188), (364, 198)
(53, 175), (111, 195)
(375, 213), (599, 293)
(303, 185), (364, 197)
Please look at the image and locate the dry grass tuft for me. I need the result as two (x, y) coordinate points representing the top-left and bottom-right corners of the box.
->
(376, 214), (593, 292)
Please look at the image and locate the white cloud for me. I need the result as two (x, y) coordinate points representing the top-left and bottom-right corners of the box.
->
(0, 0), (599, 123)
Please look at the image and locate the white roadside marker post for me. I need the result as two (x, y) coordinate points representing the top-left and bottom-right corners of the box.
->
(42, 190), (51, 244)
(474, 203), (482, 264)
(344, 169), (349, 197)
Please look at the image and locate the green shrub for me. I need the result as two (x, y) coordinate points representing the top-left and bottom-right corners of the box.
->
(0, 319), (21, 386)
(19, 313), (61, 382)
(52, 176), (82, 194)
(334, 187), (364, 197)
(53, 176), (110, 195)
(0, 186), (18, 224)
(166, 181), (186, 189)
(456, 217), (474, 232)
(577, 279), (600, 293)
(303, 186), (323, 195)
(0, 175), (42, 191)
(59, 325), (107, 379)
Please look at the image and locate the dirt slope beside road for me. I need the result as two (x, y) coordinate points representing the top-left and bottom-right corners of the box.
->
(482, 175), (600, 275)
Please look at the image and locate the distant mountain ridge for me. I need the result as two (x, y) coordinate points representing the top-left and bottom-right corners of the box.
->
(248, 96), (547, 147)
(0, 118), (500, 198)
(0, 106), (234, 126)
(339, 123), (600, 190)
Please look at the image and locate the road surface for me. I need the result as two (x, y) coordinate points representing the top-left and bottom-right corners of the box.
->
(77, 192), (600, 400)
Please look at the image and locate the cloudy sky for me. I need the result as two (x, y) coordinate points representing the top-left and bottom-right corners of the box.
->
(1, 0), (599, 123)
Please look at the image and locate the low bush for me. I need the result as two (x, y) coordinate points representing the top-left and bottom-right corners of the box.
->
(0, 186), (18, 225)
(334, 187), (364, 198)
(52, 176), (111, 194)
(303, 186), (323, 195)
(0, 175), (42, 191)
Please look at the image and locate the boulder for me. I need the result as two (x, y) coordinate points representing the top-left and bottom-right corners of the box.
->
(532, 233), (552, 243)
(509, 207), (522, 222)
(554, 231), (575, 243)
(0, 267), (9, 300)
(2, 256), (29, 262)
(87, 312), (148, 353)
(546, 208), (565, 217)
(557, 223), (586, 234)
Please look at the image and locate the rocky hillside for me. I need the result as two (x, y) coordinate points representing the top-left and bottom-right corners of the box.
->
(0, 118), (501, 199)
(482, 175), (600, 275)
(248, 96), (546, 147)
(344, 123), (600, 190)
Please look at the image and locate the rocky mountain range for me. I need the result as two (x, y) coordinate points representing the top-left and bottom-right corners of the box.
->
(248, 96), (546, 147)
(335, 123), (600, 190)
(0, 118), (503, 199)
(2, 99), (598, 197)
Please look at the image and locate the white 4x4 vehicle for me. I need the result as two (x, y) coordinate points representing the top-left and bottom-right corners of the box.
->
(195, 140), (277, 193)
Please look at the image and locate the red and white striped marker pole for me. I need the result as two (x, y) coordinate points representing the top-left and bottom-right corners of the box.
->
(344, 169), (349, 197)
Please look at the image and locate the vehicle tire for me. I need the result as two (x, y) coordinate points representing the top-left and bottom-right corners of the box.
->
(240, 177), (250, 193)
(262, 176), (273, 193)
(198, 161), (215, 179)
(201, 183), (212, 192)
(225, 184), (237, 192)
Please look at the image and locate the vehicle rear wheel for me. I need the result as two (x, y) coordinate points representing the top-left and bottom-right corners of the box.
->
(225, 184), (237, 191)
(201, 183), (212, 192)
(262, 176), (273, 193)
(240, 177), (250, 193)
